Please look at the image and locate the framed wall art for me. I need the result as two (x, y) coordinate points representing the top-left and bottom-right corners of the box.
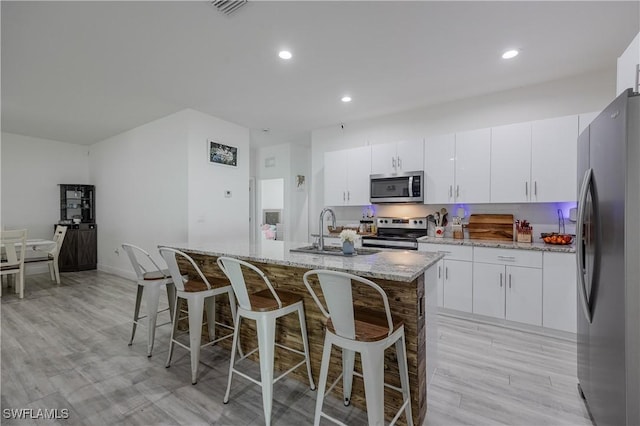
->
(208, 140), (238, 167)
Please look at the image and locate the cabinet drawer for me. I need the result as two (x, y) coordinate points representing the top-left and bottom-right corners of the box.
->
(473, 247), (542, 268)
(420, 243), (473, 261)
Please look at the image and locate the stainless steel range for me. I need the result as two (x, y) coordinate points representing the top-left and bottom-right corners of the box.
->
(361, 217), (428, 250)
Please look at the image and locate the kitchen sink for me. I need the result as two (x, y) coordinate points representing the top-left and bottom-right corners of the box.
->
(289, 245), (381, 256)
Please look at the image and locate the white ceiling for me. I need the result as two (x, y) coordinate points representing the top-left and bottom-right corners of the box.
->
(2, 1), (639, 148)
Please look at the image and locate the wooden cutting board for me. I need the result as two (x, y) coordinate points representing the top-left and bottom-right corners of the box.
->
(467, 214), (514, 241)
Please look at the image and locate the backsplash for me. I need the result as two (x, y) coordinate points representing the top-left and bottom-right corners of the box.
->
(325, 202), (577, 239)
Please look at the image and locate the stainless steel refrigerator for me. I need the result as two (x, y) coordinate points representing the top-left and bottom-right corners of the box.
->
(576, 88), (640, 426)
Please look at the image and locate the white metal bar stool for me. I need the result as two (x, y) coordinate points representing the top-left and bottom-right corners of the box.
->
(160, 247), (238, 385)
(122, 243), (177, 357)
(217, 256), (315, 426)
(303, 269), (413, 426)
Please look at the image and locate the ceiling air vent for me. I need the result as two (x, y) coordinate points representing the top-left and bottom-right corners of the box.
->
(211, 0), (247, 16)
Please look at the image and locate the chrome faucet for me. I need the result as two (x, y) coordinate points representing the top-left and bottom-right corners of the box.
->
(318, 207), (336, 251)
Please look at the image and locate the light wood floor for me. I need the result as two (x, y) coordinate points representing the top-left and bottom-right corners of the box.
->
(1, 271), (593, 425)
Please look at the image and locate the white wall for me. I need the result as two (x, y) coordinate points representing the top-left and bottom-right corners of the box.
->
(186, 109), (250, 245)
(1, 132), (90, 238)
(89, 111), (189, 278)
(289, 143), (310, 243)
(255, 142), (311, 243)
(310, 68), (616, 233)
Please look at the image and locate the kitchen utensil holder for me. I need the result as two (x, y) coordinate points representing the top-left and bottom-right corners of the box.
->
(452, 224), (463, 240)
(517, 231), (532, 243)
(435, 226), (445, 238)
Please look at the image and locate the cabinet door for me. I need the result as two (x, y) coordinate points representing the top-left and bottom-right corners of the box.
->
(543, 252), (577, 333)
(424, 134), (455, 204)
(531, 115), (579, 202)
(77, 228), (97, 270)
(472, 263), (505, 319)
(435, 259), (444, 308)
(346, 146), (372, 205)
(506, 266), (542, 326)
(442, 259), (473, 312)
(58, 228), (78, 272)
(324, 150), (348, 206)
(396, 139), (424, 173)
(490, 122), (532, 203)
(370, 143), (397, 175)
(455, 128), (491, 203)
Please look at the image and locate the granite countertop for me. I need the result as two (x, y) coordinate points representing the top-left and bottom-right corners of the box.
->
(417, 236), (576, 253)
(162, 240), (443, 282)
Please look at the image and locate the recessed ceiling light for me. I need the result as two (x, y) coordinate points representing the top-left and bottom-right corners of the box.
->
(502, 49), (519, 59)
(278, 50), (292, 60)
(341, 96), (352, 103)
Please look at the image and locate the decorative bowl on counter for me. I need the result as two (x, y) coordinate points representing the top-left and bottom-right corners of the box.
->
(541, 233), (574, 245)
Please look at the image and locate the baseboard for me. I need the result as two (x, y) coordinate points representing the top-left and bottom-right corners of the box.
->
(97, 263), (136, 281)
(437, 308), (577, 342)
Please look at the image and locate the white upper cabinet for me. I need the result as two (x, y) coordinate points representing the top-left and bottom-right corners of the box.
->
(424, 133), (455, 204)
(490, 122), (532, 203)
(324, 146), (371, 206)
(617, 32), (639, 96)
(531, 115), (579, 202)
(371, 139), (424, 175)
(455, 128), (491, 203)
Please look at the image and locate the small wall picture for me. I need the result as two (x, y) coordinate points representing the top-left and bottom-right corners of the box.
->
(295, 174), (306, 191)
(209, 140), (238, 167)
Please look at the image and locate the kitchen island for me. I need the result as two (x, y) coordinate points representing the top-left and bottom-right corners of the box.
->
(163, 240), (442, 426)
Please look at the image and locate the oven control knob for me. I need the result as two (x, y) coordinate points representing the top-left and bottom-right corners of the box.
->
(413, 220), (418, 224)
(419, 220), (423, 224)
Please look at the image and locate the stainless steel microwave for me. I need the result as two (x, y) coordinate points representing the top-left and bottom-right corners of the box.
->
(370, 171), (424, 203)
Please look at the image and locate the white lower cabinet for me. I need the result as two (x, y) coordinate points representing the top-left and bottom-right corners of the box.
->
(505, 266), (543, 326)
(542, 252), (577, 333)
(420, 243), (573, 332)
(472, 248), (543, 326)
(419, 243), (473, 313)
(472, 262), (505, 319)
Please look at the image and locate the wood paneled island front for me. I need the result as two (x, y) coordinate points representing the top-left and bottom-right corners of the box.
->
(164, 240), (442, 425)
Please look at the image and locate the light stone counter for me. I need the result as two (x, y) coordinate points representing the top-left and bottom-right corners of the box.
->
(163, 240), (442, 282)
(417, 236), (576, 253)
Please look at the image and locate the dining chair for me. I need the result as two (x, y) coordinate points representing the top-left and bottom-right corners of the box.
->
(1, 229), (28, 299)
(216, 256), (315, 426)
(122, 243), (177, 357)
(159, 247), (238, 385)
(24, 225), (67, 284)
(303, 269), (413, 426)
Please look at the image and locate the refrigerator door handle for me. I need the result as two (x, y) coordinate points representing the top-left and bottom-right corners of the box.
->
(576, 168), (593, 323)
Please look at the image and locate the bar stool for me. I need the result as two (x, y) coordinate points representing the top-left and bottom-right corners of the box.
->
(122, 243), (178, 357)
(159, 247), (238, 385)
(303, 269), (413, 426)
(216, 256), (315, 426)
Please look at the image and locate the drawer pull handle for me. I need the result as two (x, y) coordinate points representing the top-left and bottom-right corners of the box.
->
(438, 250), (452, 255)
(509, 274), (512, 289)
(438, 266), (441, 279)
(500, 272), (503, 287)
(445, 267), (449, 280)
(497, 255), (516, 261)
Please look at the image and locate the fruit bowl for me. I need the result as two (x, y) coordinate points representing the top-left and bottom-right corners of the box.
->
(541, 233), (573, 245)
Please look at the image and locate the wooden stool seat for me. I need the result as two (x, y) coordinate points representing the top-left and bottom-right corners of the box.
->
(249, 289), (302, 312)
(327, 307), (404, 342)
